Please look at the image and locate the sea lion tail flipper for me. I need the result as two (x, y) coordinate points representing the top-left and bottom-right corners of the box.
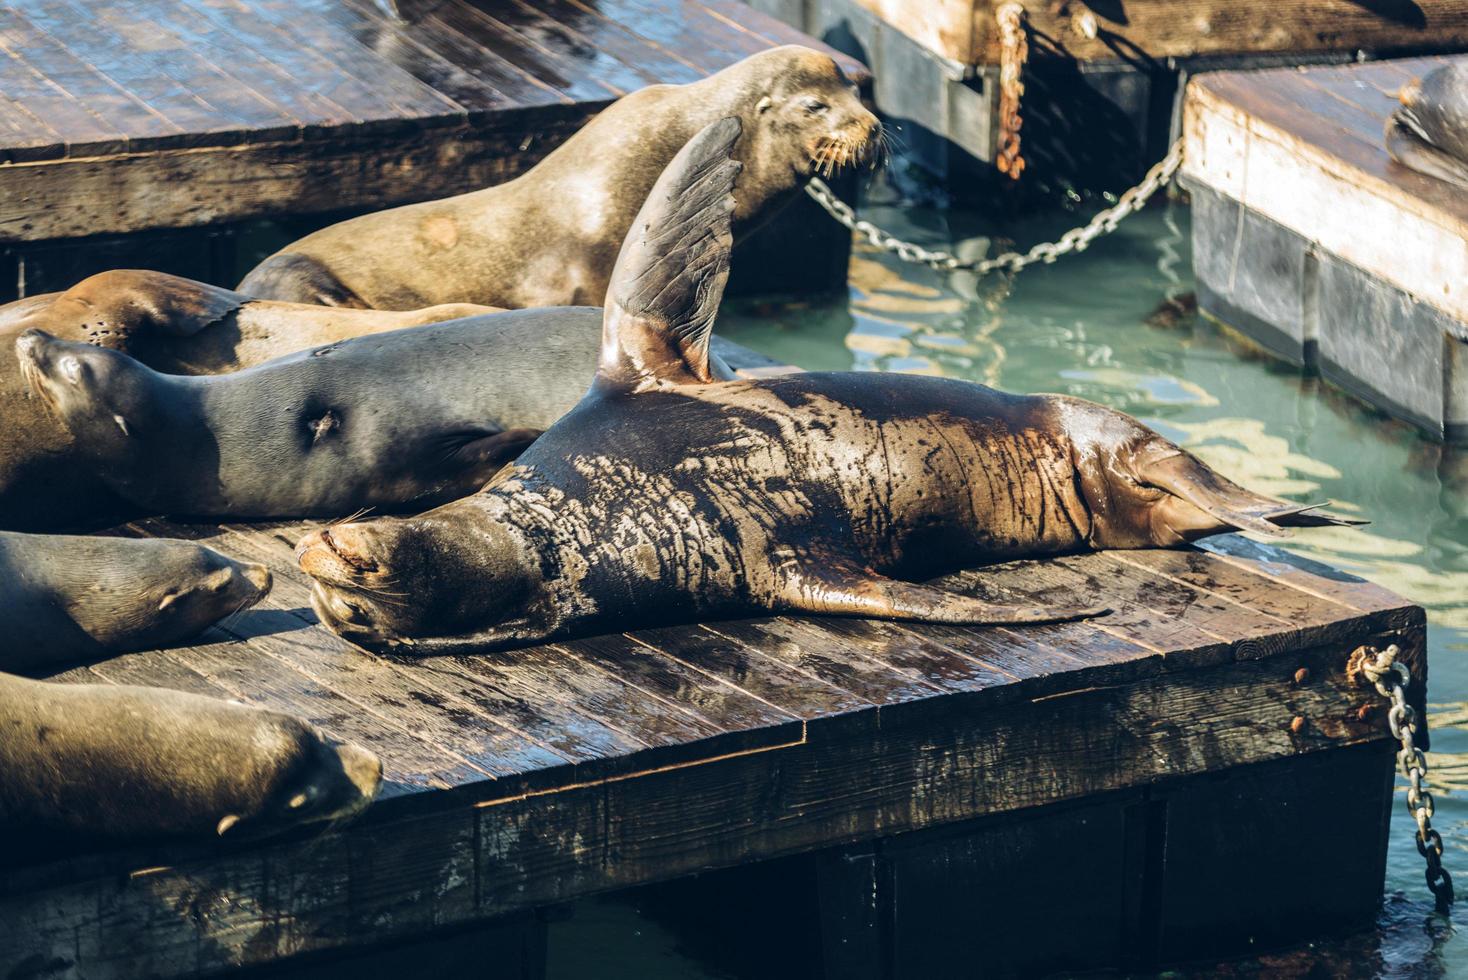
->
(773, 562), (1109, 626)
(48, 270), (247, 347)
(599, 117), (743, 390)
(237, 252), (372, 308)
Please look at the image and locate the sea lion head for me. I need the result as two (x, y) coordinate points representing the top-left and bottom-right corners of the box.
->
(738, 46), (882, 185)
(64, 536), (273, 652)
(15, 328), (161, 455)
(295, 513), (536, 651)
(1054, 397), (1350, 547)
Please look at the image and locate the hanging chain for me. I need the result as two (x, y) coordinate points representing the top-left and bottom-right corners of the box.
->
(995, 2), (1028, 180)
(1355, 643), (1455, 913)
(804, 137), (1184, 276)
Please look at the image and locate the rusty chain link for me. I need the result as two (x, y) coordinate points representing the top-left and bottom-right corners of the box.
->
(804, 137), (1184, 276)
(995, 1), (1028, 180)
(1356, 643), (1454, 913)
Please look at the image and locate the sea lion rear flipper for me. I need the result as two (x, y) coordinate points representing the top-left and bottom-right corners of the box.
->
(598, 117), (743, 390)
(774, 561), (1109, 626)
(41, 270), (246, 348)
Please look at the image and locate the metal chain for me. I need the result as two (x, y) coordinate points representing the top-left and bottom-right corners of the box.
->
(995, 2), (1028, 180)
(804, 137), (1185, 276)
(1356, 644), (1455, 913)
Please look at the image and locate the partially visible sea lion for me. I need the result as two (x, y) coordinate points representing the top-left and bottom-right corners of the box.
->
(0, 270), (497, 531)
(0, 672), (381, 841)
(17, 309), (734, 519)
(238, 46), (879, 310)
(1387, 62), (1468, 190)
(296, 119), (1361, 653)
(0, 531), (271, 672)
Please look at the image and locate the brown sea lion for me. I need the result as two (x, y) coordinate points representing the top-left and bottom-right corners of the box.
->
(293, 120), (1361, 654)
(0, 531), (271, 672)
(1387, 62), (1468, 190)
(0, 270), (496, 531)
(0, 672), (381, 841)
(237, 45), (879, 311)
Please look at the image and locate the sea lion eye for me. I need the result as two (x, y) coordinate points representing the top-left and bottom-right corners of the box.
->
(803, 99), (828, 114)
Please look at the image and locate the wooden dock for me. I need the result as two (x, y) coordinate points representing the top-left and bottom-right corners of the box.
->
(749, 0), (1468, 190)
(0, 0), (867, 298)
(0, 347), (1428, 977)
(1182, 56), (1468, 442)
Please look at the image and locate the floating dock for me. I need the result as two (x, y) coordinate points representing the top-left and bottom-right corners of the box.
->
(0, 0), (867, 298)
(1182, 56), (1468, 442)
(0, 343), (1428, 977)
(747, 0), (1468, 189)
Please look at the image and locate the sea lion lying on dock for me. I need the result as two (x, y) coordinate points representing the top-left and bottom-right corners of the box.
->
(1387, 62), (1468, 190)
(0, 531), (271, 672)
(295, 120), (1360, 654)
(0, 270), (495, 530)
(17, 310), (733, 519)
(237, 46), (879, 310)
(0, 672), (381, 840)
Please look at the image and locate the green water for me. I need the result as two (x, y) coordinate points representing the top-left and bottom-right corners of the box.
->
(544, 192), (1466, 977)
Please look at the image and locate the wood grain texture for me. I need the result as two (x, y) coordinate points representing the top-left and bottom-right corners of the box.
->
(0, 0), (867, 243)
(857, 0), (1468, 65)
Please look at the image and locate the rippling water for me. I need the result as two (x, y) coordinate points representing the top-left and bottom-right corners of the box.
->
(542, 191), (1464, 978)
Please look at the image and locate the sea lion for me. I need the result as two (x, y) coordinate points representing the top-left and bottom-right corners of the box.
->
(237, 45), (879, 311)
(296, 119), (1360, 653)
(0, 531), (272, 672)
(1387, 62), (1468, 190)
(0, 672), (381, 840)
(17, 309), (734, 519)
(0, 270), (496, 531)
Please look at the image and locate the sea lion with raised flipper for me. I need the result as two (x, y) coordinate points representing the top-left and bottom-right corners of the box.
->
(0, 672), (381, 841)
(295, 119), (1362, 654)
(0, 270), (497, 531)
(1387, 62), (1468, 190)
(237, 46), (880, 311)
(17, 309), (735, 520)
(0, 531), (272, 672)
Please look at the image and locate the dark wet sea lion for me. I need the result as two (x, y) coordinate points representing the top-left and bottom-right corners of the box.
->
(1387, 62), (1468, 190)
(17, 310), (733, 519)
(0, 270), (497, 531)
(238, 46), (879, 311)
(0, 672), (381, 840)
(296, 119), (1359, 653)
(0, 531), (271, 672)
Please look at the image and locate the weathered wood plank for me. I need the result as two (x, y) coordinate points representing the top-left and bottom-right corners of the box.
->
(534, 0), (706, 85)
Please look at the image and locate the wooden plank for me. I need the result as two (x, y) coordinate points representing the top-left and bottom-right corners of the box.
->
(574, 0), (769, 72)
(954, 0), (1468, 66)
(0, 7), (184, 149)
(428, 0), (625, 101)
(533, 0), (706, 85)
(0, 114), (587, 243)
(697, 0), (872, 84)
(18, 0), (251, 145)
(473, 0), (667, 92)
(391, 5), (571, 107)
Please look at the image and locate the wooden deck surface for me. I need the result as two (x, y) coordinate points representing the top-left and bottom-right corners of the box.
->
(0, 0), (867, 243)
(1184, 55), (1468, 327)
(0, 341), (1427, 974)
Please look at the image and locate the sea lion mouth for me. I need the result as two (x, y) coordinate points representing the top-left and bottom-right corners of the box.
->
(806, 120), (885, 178)
(321, 527), (379, 575)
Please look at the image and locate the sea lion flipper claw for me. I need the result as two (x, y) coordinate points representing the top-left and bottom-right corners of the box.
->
(599, 117), (743, 390)
(774, 563), (1108, 626)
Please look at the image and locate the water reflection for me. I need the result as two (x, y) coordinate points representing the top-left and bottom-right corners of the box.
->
(721, 196), (1467, 978)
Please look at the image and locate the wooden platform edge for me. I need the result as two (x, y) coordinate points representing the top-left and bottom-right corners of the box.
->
(0, 622), (1421, 977)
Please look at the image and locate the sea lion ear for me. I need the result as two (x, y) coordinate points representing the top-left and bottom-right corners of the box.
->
(598, 117), (742, 391)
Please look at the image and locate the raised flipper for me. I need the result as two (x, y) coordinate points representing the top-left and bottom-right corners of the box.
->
(773, 560), (1109, 626)
(598, 117), (742, 391)
(237, 252), (372, 308)
(35, 270), (246, 348)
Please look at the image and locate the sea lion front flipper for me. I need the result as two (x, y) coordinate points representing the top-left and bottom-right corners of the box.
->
(773, 561), (1109, 626)
(598, 117), (743, 391)
(37, 270), (246, 348)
